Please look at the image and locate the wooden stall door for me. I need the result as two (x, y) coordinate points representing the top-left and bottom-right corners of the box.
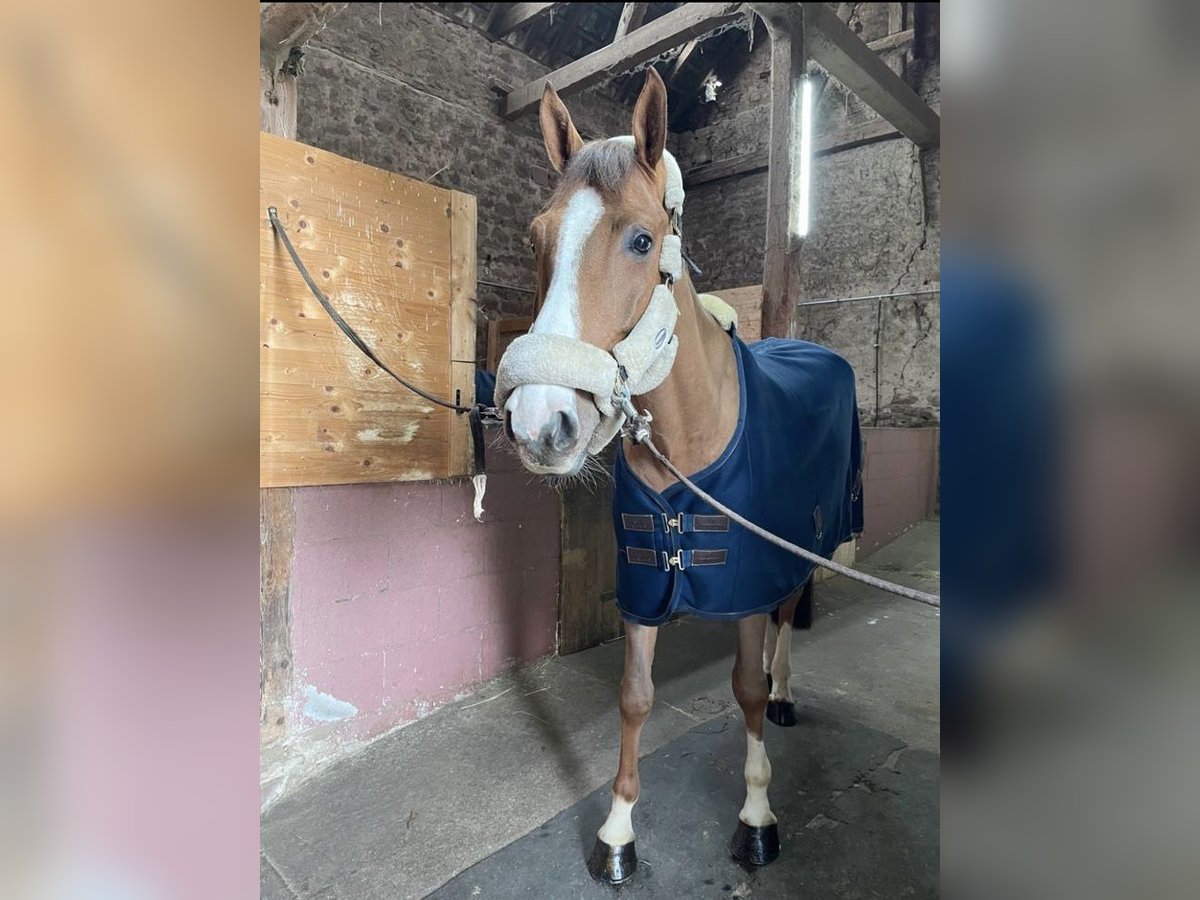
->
(559, 466), (623, 655)
(260, 132), (476, 487)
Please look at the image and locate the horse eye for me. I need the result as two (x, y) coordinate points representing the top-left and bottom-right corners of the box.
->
(631, 233), (653, 255)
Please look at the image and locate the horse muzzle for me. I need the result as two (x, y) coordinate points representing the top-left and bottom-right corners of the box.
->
(504, 383), (599, 474)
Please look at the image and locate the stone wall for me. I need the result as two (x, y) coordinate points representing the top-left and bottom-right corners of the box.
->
(298, 2), (633, 353)
(674, 5), (941, 425)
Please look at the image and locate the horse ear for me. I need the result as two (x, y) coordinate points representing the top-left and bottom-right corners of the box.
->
(539, 83), (584, 174)
(632, 67), (668, 172)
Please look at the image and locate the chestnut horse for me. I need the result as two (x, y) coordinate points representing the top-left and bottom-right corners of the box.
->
(496, 69), (862, 883)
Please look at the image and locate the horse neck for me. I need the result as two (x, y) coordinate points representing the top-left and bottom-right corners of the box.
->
(623, 273), (740, 492)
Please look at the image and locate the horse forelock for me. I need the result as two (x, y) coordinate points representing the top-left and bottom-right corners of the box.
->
(554, 139), (637, 202)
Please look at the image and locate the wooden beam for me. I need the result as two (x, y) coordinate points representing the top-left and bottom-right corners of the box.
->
(759, 10), (805, 339)
(259, 3), (346, 139)
(487, 2), (559, 39)
(502, 3), (746, 118)
(888, 3), (905, 34)
(683, 103), (941, 187)
(260, 2), (346, 58)
(613, 2), (648, 41)
(870, 28), (914, 53)
(801, 1), (938, 147)
(668, 37), (700, 81)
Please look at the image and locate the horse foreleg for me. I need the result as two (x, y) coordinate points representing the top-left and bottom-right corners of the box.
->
(588, 621), (657, 884)
(730, 613), (781, 866)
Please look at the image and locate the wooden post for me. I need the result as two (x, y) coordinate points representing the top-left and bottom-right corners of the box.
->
(260, 488), (295, 744)
(760, 9), (806, 339)
(258, 1), (345, 745)
(259, 3), (346, 139)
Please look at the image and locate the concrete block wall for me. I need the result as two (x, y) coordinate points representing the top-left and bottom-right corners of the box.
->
(858, 426), (940, 557)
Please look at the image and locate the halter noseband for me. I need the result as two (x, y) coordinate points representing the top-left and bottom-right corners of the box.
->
(494, 141), (686, 454)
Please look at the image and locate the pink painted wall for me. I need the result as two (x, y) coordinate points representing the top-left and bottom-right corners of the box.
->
(857, 426), (940, 557)
(284, 444), (560, 744)
(274, 426), (937, 775)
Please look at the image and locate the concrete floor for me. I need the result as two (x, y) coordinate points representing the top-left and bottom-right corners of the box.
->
(262, 522), (939, 899)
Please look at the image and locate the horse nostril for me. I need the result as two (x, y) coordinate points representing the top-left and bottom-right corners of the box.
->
(553, 409), (578, 452)
(504, 409), (515, 442)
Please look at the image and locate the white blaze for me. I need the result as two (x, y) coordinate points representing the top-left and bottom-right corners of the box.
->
(506, 188), (604, 441)
(533, 186), (604, 338)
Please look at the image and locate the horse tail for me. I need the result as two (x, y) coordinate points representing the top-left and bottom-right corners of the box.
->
(794, 577), (814, 630)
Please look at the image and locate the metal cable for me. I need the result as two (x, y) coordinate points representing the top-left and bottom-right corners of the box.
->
(638, 436), (942, 608)
(266, 206), (489, 416)
(796, 286), (940, 307)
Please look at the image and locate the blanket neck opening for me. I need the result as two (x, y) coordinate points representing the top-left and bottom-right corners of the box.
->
(623, 270), (740, 493)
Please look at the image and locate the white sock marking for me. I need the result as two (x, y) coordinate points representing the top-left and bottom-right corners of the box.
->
(763, 619), (779, 676)
(598, 794), (636, 846)
(769, 622), (793, 702)
(740, 733), (776, 827)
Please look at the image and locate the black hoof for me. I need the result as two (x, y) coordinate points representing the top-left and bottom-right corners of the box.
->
(587, 837), (637, 884)
(730, 820), (780, 867)
(766, 698), (797, 728)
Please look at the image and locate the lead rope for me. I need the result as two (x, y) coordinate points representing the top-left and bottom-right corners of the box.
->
(619, 216), (942, 610)
(634, 431), (941, 608)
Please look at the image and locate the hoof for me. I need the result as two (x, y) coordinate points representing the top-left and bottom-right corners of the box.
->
(587, 837), (637, 885)
(766, 698), (797, 728)
(730, 820), (780, 867)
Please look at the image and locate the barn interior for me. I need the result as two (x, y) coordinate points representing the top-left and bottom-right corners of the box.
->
(259, 3), (940, 897)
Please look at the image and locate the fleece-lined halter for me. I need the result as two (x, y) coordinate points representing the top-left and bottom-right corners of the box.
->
(495, 139), (702, 454)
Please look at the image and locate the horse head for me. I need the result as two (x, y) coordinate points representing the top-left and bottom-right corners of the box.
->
(498, 68), (682, 476)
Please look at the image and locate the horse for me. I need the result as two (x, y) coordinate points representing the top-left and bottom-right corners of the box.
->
(494, 67), (863, 884)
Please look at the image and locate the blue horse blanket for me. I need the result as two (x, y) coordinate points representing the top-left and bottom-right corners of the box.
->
(613, 332), (864, 626)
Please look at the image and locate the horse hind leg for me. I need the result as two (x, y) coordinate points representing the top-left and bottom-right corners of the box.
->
(588, 621), (657, 885)
(767, 579), (812, 728)
(730, 613), (781, 867)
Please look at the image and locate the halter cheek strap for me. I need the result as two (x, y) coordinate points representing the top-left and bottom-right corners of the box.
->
(495, 142), (687, 453)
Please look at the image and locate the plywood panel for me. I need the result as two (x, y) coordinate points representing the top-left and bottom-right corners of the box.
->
(260, 132), (476, 486)
(715, 284), (763, 342)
